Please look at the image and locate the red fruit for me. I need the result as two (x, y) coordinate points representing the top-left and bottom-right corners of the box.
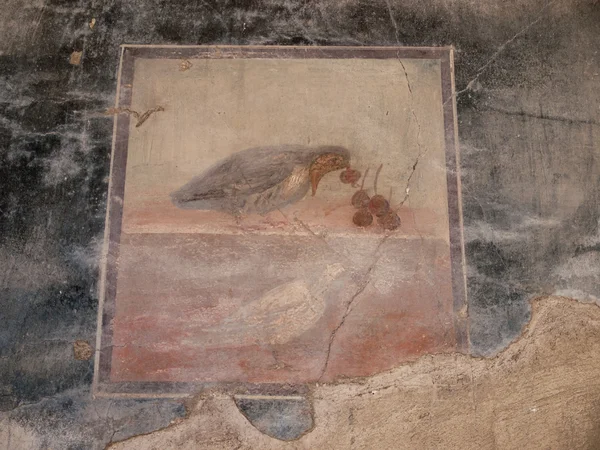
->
(340, 168), (361, 185)
(351, 190), (370, 209)
(368, 194), (390, 217)
(353, 208), (373, 227)
(378, 211), (401, 230)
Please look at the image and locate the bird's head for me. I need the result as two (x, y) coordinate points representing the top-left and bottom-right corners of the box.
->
(309, 146), (351, 196)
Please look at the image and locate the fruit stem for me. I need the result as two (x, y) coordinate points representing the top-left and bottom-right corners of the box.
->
(360, 167), (369, 190)
(374, 164), (383, 195)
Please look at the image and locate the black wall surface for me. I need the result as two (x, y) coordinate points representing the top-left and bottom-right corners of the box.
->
(1, 0), (599, 447)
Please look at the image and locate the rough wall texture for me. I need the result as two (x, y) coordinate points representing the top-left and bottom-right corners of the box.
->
(104, 297), (600, 449)
(0, 0), (599, 448)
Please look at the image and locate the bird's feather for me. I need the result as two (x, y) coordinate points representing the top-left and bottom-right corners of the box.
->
(171, 145), (319, 205)
(171, 144), (350, 214)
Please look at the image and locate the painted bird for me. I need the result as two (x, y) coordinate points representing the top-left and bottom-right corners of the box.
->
(171, 145), (351, 214)
(184, 263), (346, 347)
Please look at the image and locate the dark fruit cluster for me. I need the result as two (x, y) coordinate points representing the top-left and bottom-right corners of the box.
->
(350, 165), (401, 231)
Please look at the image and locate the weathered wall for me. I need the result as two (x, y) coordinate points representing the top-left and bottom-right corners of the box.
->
(1, 0), (599, 448)
(105, 297), (600, 449)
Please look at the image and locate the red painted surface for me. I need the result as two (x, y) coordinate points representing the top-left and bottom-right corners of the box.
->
(110, 232), (456, 383)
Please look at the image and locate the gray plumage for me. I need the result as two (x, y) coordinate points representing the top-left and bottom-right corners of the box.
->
(171, 145), (350, 214)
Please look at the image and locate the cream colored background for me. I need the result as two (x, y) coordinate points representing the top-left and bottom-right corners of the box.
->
(122, 57), (450, 239)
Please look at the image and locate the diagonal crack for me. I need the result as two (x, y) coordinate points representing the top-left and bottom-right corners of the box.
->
(317, 235), (391, 381)
(396, 56), (428, 208)
(397, 154), (421, 207)
(385, 0), (401, 44)
(317, 266), (375, 381)
(445, 0), (558, 105)
(481, 105), (600, 126)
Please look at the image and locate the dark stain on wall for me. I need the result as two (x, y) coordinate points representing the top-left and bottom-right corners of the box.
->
(1, 0), (599, 446)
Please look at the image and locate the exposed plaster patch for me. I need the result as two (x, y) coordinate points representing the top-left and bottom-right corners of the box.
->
(179, 59), (192, 71)
(103, 297), (600, 449)
(73, 340), (93, 360)
(69, 51), (83, 66)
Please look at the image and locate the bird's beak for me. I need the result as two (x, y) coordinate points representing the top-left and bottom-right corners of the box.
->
(310, 169), (322, 196)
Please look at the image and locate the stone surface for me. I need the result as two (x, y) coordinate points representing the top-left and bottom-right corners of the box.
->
(0, 0), (599, 447)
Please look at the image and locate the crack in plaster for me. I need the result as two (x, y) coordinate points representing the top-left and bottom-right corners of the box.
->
(382, 2), (430, 209)
(317, 268), (373, 381)
(387, 0), (427, 209)
(384, 0), (401, 44)
(481, 105), (600, 126)
(445, 0), (559, 105)
(396, 58), (427, 207)
(318, 235), (391, 381)
(381, 0), (427, 210)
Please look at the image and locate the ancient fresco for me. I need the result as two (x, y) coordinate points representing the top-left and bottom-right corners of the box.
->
(95, 46), (465, 396)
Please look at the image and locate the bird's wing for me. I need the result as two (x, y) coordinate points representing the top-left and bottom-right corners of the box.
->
(173, 146), (316, 202)
(217, 280), (321, 345)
